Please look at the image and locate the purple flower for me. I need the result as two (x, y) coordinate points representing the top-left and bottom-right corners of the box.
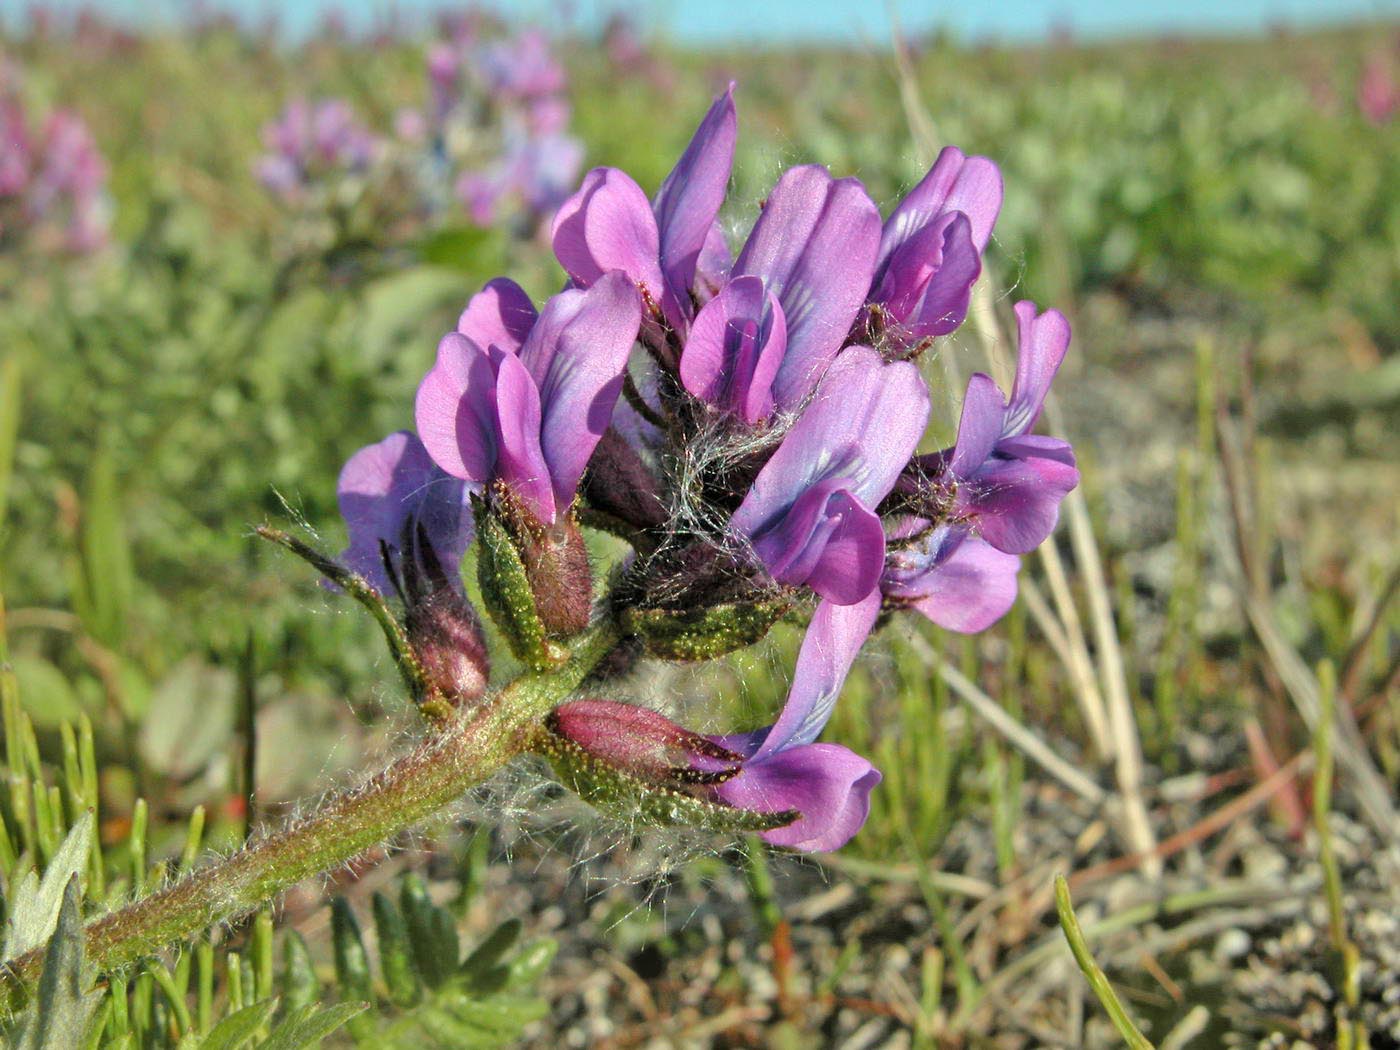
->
(882, 521), (1020, 632)
(1359, 52), (1399, 125)
(552, 83), (737, 328)
(729, 165), (882, 409)
(337, 431), (489, 703)
(731, 347), (929, 605)
(867, 146), (1002, 349)
(336, 430), (475, 596)
(922, 301), (1079, 554)
(0, 101), (33, 197)
(255, 97), (379, 202)
(707, 593), (882, 850)
(480, 30), (567, 103)
(548, 594), (881, 852)
(415, 272), (642, 526)
(457, 126), (583, 228)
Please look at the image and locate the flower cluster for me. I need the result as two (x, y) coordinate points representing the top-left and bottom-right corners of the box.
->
(332, 85), (1077, 852)
(254, 97), (382, 205)
(0, 70), (109, 254)
(413, 24), (583, 230)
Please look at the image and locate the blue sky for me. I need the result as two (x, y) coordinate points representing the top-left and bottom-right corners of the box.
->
(4, 0), (1395, 43)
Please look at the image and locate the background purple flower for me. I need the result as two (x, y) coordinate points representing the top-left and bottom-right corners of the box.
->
(255, 96), (380, 203)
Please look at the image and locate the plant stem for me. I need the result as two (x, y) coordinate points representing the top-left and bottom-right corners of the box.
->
(0, 619), (620, 1014)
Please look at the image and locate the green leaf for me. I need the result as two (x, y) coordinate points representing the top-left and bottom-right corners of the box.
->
(77, 442), (136, 650)
(371, 891), (418, 1007)
(502, 939), (557, 991)
(184, 999), (277, 1050)
(400, 874), (457, 989)
(459, 920), (522, 986)
(415, 227), (504, 275)
(3, 813), (94, 960)
(356, 269), (465, 372)
(329, 897), (372, 1004)
(259, 1002), (367, 1050)
(139, 658), (237, 779)
(474, 497), (566, 672)
(279, 932), (319, 1015)
(0, 354), (21, 533)
(8, 656), (87, 730)
(11, 877), (101, 1049)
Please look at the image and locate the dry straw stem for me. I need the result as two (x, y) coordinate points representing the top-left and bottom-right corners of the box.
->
(904, 629), (1106, 806)
(1029, 550), (1112, 759)
(1214, 416), (1398, 844)
(972, 272), (1156, 868)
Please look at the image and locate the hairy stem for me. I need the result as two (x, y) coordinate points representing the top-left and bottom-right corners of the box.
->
(0, 619), (620, 1013)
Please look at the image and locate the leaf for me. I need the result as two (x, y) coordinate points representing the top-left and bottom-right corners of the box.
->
(459, 920), (521, 988)
(77, 442), (136, 650)
(356, 269), (465, 372)
(259, 1002), (367, 1050)
(415, 227), (504, 275)
(400, 874), (457, 990)
(371, 891), (417, 1007)
(8, 656), (87, 730)
(139, 658), (237, 779)
(183, 1000), (277, 1050)
(3, 813), (94, 960)
(11, 877), (101, 1050)
(0, 354), (20, 532)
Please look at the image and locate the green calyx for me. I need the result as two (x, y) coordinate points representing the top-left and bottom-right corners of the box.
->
(474, 494), (568, 672)
(623, 596), (791, 662)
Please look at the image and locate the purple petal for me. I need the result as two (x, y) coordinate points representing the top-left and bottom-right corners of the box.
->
(756, 592), (881, 757)
(337, 431), (473, 594)
(516, 272), (642, 515)
(751, 479), (886, 604)
(732, 348), (929, 540)
(551, 167), (664, 299)
(456, 277), (538, 354)
(958, 438), (1079, 554)
(489, 346), (554, 523)
(906, 214), (982, 339)
(1003, 301), (1071, 437)
(653, 83), (736, 310)
(947, 373), (1006, 478)
(879, 146), (1003, 268)
(415, 333), (500, 483)
(902, 533), (1021, 633)
(694, 222), (733, 303)
(716, 743), (881, 852)
(873, 212), (958, 320)
(679, 274), (786, 424)
(733, 166), (882, 409)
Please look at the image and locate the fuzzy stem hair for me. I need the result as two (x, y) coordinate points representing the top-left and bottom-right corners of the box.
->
(0, 619), (622, 1015)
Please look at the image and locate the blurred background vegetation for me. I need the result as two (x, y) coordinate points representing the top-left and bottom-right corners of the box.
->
(0, 8), (1397, 1048)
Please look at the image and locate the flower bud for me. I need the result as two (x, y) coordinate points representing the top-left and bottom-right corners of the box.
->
(580, 427), (668, 536)
(404, 589), (489, 706)
(497, 488), (593, 638)
(537, 700), (798, 834)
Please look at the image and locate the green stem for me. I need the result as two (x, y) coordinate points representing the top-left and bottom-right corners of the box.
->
(0, 618), (620, 1014)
